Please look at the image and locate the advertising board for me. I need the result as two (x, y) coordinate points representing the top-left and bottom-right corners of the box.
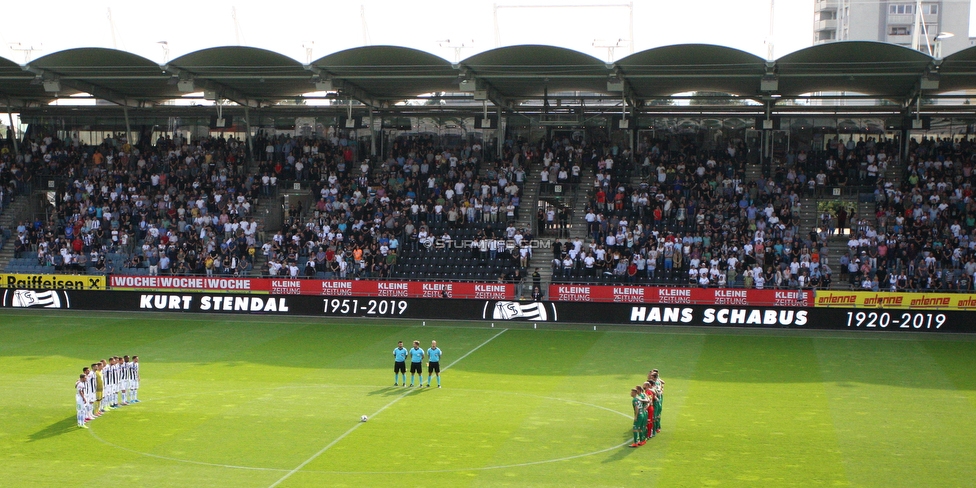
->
(5, 290), (972, 333)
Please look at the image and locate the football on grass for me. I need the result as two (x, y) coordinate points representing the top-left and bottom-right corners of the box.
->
(361, 415), (368, 422)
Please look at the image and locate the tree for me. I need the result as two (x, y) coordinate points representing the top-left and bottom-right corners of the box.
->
(689, 91), (744, 106)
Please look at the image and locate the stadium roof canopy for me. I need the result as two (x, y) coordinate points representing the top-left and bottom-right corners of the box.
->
(775, 41), (935, 97)
(615, 44), (766, 97)
(0, 41), (973, 110)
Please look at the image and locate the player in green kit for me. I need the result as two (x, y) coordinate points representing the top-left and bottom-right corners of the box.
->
(629, 387), (648, 447)
(637, 384), (651, 444)
(642, 381), (656, 440)
(649, 369), (664, 434)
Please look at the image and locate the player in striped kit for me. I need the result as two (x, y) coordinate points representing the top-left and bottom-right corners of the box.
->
(110, 356), (121, 407)
(76, 374), (88, 428)
(120, 356), (132, 405)
(110, 358), (119, 409)
(104, 357), (116, 408)
(110, 357), (122, 408)
(82, 367), (95, 422)
(130, 356), (140, 403)
(73, 355), (142, 425)
(114, 356), (125, 407)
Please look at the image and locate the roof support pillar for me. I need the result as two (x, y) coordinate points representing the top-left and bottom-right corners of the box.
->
(244, 106), (254, 162)
(6, 99), (19, 157)
(763, 99), (774, 167)
(122, 102), (132, 146)
(900, 97), (916, 163)
(900, 126), (910, 163)
(376, 113), (384, 157)
(368, 110), (376, 158)
(628, 102), (638, 156)
(496, 105), (504, 160)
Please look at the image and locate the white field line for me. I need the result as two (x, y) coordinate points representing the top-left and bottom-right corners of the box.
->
(88, 384), (631, 474)
(267, 328), (508, 487)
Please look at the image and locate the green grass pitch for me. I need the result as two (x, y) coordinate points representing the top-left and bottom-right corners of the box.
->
(2, 311), (976, 487)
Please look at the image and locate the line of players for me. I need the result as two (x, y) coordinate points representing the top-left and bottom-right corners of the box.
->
(75, 356), (140, 429)
(393, 340), (443, 388)
(630, 369), (664, 447)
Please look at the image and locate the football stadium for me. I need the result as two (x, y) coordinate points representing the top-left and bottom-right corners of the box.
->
(3, 1), (976, 486)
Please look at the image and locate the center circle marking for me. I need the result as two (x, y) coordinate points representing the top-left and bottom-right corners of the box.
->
(89, 384), (634, 473)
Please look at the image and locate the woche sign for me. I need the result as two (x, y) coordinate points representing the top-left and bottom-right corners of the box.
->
(108, 275), (513, 300)
(110, 275), (254, 291)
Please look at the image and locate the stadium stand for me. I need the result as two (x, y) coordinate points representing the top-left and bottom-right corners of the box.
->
(5, 122), (976, 294)
(262, 134), (527, 283)
(5, 132), (259, 276)
(835, 135), (976, 292)
(550, 134), (802, 288)
(545, 133), (976, 293)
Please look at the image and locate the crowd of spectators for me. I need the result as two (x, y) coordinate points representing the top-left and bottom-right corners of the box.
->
(835, 135), (976, 291)
(7, 125), (976, 295)
(549, 132), (976, 293)
(1, 134), (31, 214)
(261, 133), (539, 284)
(548, 134), (863, 289)
(6, 132), (262, 276)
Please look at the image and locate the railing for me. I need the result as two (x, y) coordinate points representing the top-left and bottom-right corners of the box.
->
(6, 270), (976, 308)
(820, 185), (877, 199)
(102, 274), (515, 300)
(3, 264), (964, 295)
(538, 180), (584, 199)
(546, 275), (976, 292)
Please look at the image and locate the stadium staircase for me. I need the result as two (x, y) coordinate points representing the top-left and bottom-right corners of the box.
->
(883, 155), (907, 187)
(247, 196), (277, 276)
(796, 194), (820, 242)
(245, 157), (288, 277)
(517, 160), (549, 298)
(241, 158), (266, 277)
(530, 165), (594, 297)
(567, 169), (595, 242)
(809, 196), (849, 275)
(563, 168), (594, 250)
(744, 161), (764, 189)
(0, 195), (32, 272)
(514, 160), (541, 234)
(816, 156), (904, 278)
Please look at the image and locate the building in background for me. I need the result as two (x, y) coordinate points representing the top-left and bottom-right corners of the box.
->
(814, 0), (971, 57)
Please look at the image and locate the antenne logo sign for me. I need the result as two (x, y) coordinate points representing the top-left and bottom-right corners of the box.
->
(3, 289), (69, 308)
(487, 301), (554, 321)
